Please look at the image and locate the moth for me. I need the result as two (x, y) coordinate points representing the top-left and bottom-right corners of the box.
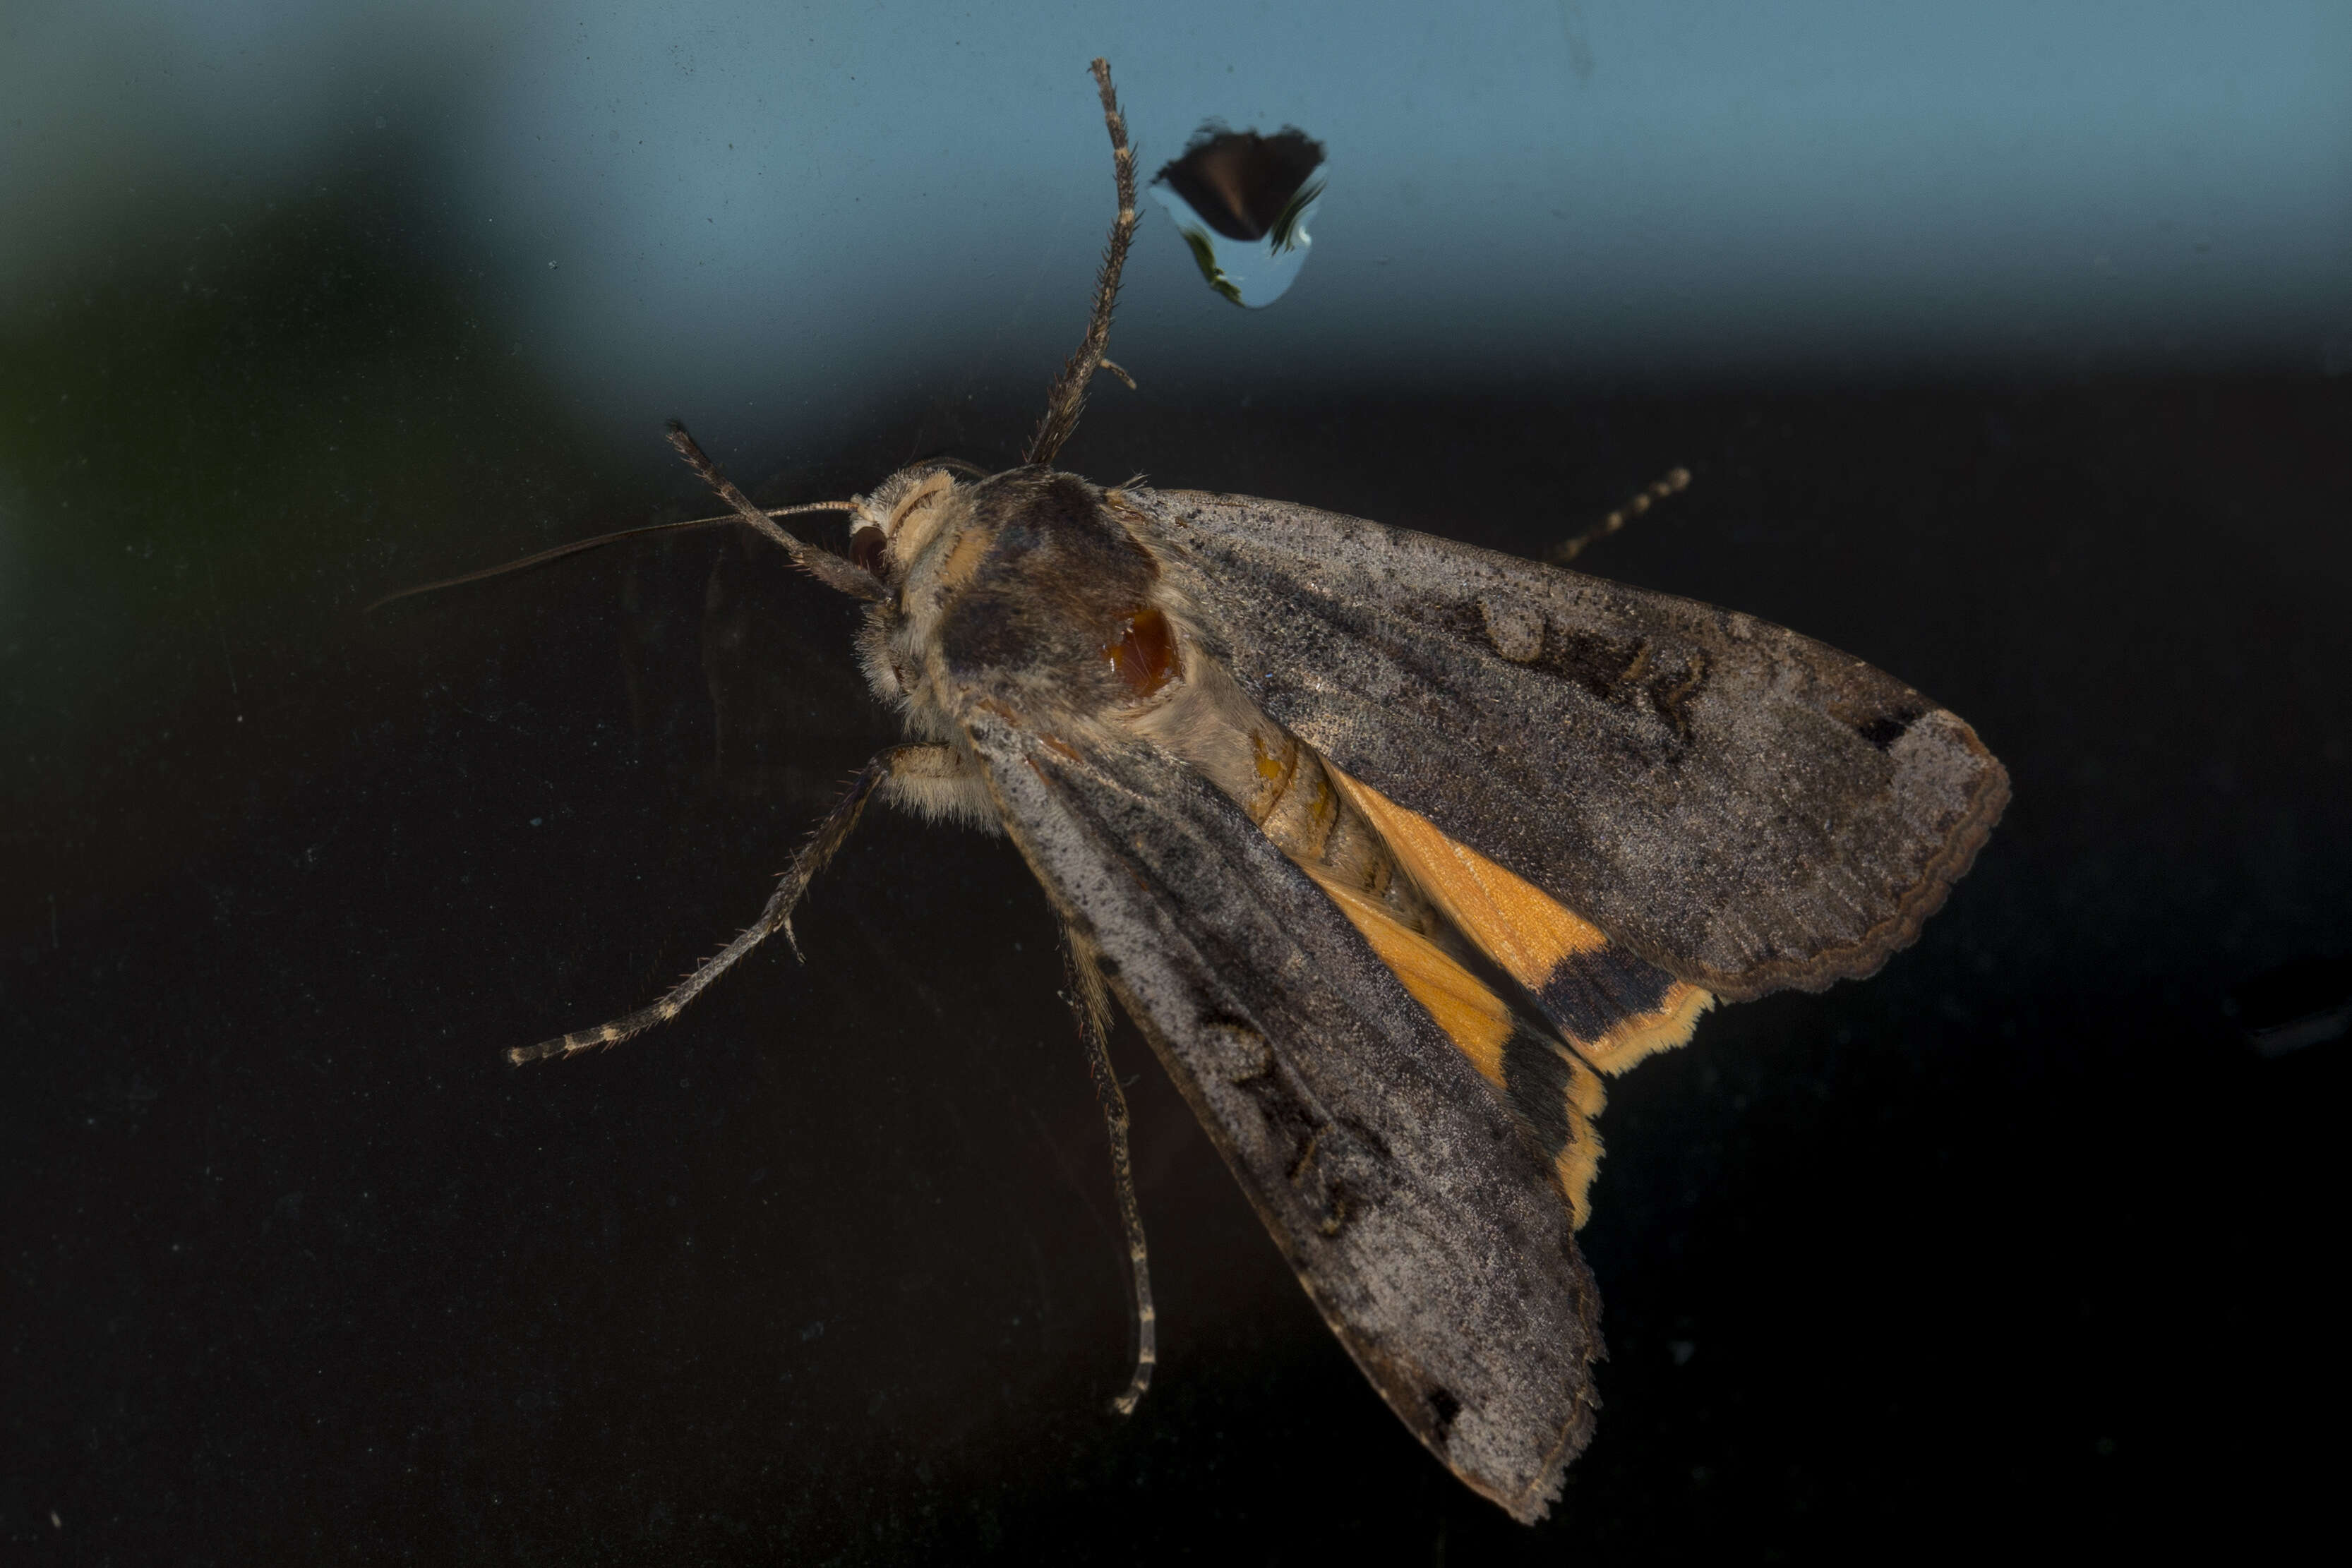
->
(407, 60), (2008, 1524)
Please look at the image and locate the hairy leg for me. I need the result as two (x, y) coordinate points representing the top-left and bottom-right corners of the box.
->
(1062, 923), (1158, 1416)
(509, 743), (956, 1065)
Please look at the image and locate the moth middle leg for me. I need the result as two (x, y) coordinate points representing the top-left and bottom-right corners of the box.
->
(1061, 922), (1158, 1416)
(509, 742), (972, 1065)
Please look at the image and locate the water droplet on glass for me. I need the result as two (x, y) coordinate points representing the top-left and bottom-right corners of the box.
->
(1149, 125), (1326, 308)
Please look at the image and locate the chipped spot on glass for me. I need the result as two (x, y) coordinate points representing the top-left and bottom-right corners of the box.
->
(1149, 126), (1327, 308)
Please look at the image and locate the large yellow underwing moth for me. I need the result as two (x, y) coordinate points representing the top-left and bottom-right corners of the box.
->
(407, 60), (2008, 1524)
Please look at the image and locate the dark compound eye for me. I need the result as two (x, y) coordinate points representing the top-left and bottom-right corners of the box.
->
(849, 526), (888, 577)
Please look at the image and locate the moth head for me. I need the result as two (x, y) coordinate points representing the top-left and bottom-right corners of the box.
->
(847, 464), (972, 584)
(845, 460), (989, 723)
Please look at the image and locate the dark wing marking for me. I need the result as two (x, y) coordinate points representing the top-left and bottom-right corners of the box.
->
(960, 709), (1600, 1524)
(1131, 489), (2009, 1000)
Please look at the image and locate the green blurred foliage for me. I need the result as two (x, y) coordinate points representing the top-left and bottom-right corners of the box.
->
(0, 175), (628, 936)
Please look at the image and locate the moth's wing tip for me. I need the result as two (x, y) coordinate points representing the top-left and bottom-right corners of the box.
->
(1469, 1414), (1587, 1526)
(1494, 1466), (1567, 1528)
(1813, 730), (2012, 987)
(1695, 722), (2012, 1003)
(1437, 1342), (1602, 1526)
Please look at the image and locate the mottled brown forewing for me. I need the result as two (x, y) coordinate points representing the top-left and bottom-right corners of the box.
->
(1136, 490), (2009, 1001)
(960, 710), (1602, 1524)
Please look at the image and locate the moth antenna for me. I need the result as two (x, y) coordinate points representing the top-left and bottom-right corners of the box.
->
(1024, 59), (1139, 468)
(1545, 466), (1693, 565)
(364, 505), (857, 613)
(664, 421), (888, 601)
(508, 746), (932, 1066)
(1060, 925), (1157, 1416)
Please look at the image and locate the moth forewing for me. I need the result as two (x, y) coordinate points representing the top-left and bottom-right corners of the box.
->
(1132, 486), (2010, 1000)
(959, 707), (1605, 1522)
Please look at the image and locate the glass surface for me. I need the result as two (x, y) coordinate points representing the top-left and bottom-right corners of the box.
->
(5, 3), (2347, 1560)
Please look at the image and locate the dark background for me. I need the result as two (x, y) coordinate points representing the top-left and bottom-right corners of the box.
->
(6, 6), (2349, 1563)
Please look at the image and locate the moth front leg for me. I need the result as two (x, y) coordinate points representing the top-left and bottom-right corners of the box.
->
(509, 742), (964, 1065)
(875, 739), (1001, 836)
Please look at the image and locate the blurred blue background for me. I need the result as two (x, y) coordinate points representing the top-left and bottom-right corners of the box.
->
(9, 0), (2348, 451)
